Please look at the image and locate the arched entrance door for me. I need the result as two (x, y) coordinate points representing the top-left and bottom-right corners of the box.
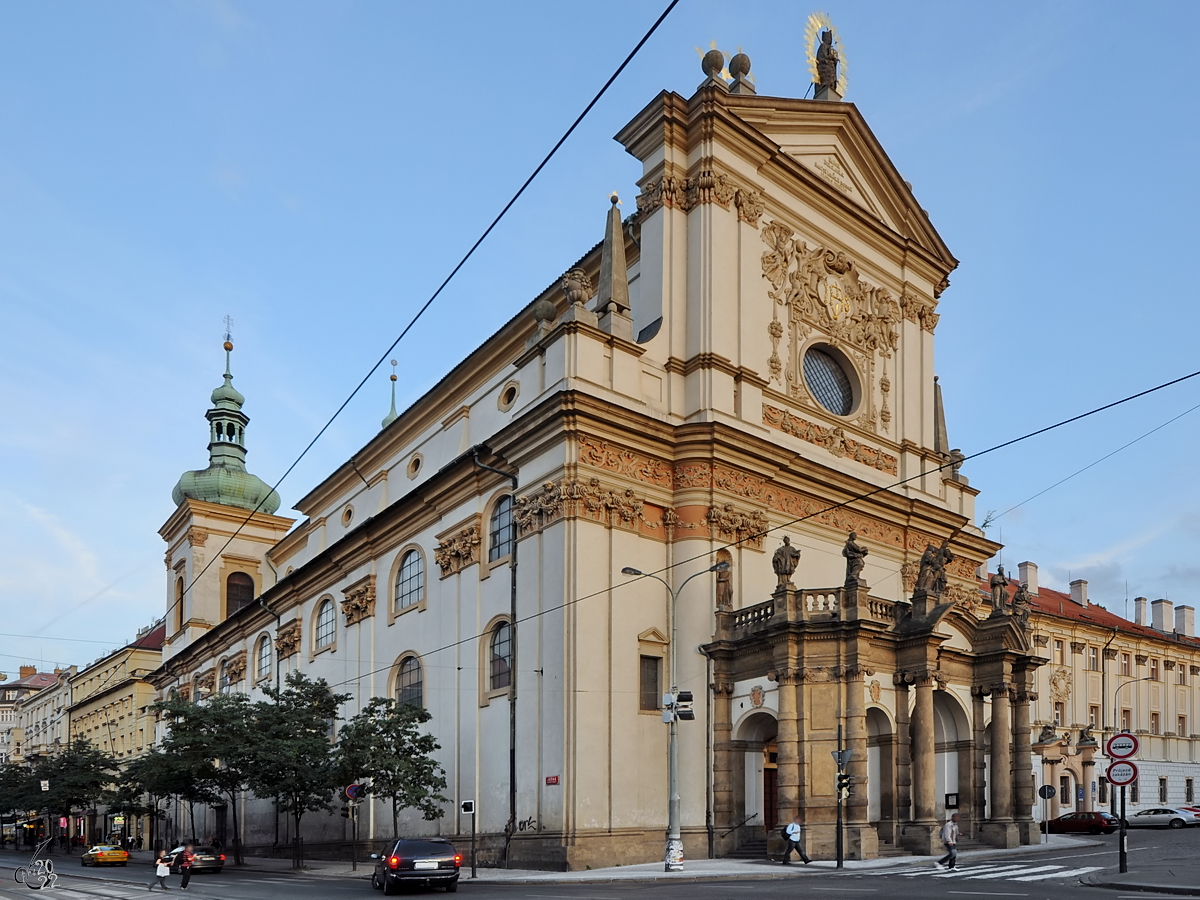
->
(866, 707), (896, 840)
(933, 691), (970, 825)
(732, 711), (778, 840)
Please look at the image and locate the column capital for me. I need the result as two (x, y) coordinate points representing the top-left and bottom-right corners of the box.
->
(769, 667), (803, 686)
(711, 680), (735, 695)
(895, 668), (945, 687)
(1015, 690), (1036, 703)
(989, 682), (1013, 697)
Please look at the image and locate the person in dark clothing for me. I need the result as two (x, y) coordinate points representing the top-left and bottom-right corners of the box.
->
(148, 850), (172, 891)
(176, 844), (195, 890)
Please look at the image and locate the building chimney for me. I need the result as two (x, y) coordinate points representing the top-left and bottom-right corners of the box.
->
(1176, 605), (1195, 637)
(1134, 597), (1148, 626)
(1018, 561), (1039, 596)
(1152, 598), (1174, 633)
(1069, 579), (1088, 607)
(18, 665), (35, 679)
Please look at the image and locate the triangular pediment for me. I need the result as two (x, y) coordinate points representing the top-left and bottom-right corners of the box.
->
(638, 627), (669, 645)
(723, 97), (955, 269)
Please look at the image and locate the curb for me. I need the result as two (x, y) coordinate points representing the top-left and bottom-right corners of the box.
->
(1082, 873), (1200, 897)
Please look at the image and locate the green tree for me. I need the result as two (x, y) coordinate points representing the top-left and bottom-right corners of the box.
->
(337, 698), (447, 837)
(116, 750), (206, 850)
(156, 692), (255, 863)
(0, 761), (36, 818)
(31, 740), (117, 851)
(247, 672), (350, 867)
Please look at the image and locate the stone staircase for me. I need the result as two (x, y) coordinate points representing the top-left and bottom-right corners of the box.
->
(726, 837), (769, 860)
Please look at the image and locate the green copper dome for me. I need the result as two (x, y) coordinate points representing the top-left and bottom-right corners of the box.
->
(172, 342), (281, 515)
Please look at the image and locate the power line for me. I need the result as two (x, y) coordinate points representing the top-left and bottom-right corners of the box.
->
(321, 366), (1200, 691)
(160, 0), (681, 631)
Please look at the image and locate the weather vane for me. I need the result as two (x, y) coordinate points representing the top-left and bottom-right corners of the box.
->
(804, 12), (847, 99)
(223, 314), (234, 345)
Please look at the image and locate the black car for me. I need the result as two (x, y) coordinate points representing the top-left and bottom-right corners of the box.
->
(371, 839), (460, 893)
(167, 845), (226, 874)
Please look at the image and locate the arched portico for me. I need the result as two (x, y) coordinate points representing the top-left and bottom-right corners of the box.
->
(866, 707), (896, 840)
(731, 710), (778, 848)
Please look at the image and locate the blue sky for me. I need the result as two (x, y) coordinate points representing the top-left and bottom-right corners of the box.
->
(3, 0), (1200, 671)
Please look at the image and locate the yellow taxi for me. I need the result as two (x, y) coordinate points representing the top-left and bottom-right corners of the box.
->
(81, 845), (130, 866)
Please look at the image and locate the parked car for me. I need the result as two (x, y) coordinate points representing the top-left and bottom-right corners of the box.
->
(1122, 808), (1200, 829)
(167, 845), (226, 873)
(370, 839), (460, 894)
(81, 845), (129, 866)
(1040, 811), (1119, 835)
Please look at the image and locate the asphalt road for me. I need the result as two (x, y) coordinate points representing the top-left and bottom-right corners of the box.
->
(0, 829), (1195, 900)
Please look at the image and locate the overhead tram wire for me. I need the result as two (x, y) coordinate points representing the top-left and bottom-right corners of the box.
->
(324, 365), (1200, 691)
(152, 0), (681, 631)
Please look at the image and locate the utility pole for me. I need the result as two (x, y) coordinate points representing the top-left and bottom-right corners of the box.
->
(622, 561), (728, 872)
(831, 726), (853, 870)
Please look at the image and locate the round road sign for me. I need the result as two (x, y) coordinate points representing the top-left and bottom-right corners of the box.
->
(1106, 732), (1139, 759)
(1106, 761), (1139, 786)
(1037, 784), (1057, 800)
(345, 783), (364, 800)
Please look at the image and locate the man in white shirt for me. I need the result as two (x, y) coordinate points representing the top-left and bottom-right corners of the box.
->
(936, 813), (960, 869)
(781, 815), (810, 865)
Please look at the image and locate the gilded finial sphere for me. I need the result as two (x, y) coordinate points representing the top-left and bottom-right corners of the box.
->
(610, 194), (620, 206)
(223, 340), (233, 351)
(729, 52), (751, 78)
(701, 48), (725, 77)
(390, 374), (397, 382)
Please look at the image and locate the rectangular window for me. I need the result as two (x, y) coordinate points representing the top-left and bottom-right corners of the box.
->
(1150, 658), (1160, 681)
(1150, 712), (1161, 734)
(1054, 702), (1066, 726)
(1099, 776), (1109, 805)
(1159, 777), (1168, 804)
(1121, 653), (1131, 676)
(1131, 780), (1140, 804)
(639, 656), (662, 712)
(1180, 664), (1188, 686)
(1121, 709), (1132, 732)
(1054, 639), (1065, 665)
(1187, 778), (1195, 804)
(1060, 775), (1071, 806)
(1179, 715), (1188, 736)
(1089, 705), (1100, 728)
(1088, 647), (1099, 671)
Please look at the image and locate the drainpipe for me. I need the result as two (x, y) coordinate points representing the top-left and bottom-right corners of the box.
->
(472, 448), (519, 868)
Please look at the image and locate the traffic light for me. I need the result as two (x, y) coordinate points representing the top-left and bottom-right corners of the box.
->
(340, 805), (350, 819)
(661, 691), (696, 723)
(837, 772), (854, 799)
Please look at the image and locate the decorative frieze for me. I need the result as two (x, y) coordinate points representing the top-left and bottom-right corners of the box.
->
(223, 652), (246, 685)
(434, 523), (482, 578)
(763, 404), (898, 475)
(195, 669), (215, 693)
(515, 477), (660, 536)
(899, 284), (940, 333)
(276, 621), (301, 659)
(577, 435), (673, 487)
(734, 188), (764, 227)
(340, 574), (377, 626)
(636, 167), (753, 216)
(708, 502), (769, 550)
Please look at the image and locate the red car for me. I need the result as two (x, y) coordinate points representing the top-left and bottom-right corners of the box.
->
(1041, 811), (1118, 834)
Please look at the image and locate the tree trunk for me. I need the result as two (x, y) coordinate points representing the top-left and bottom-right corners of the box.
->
(227, 790), (242, 865)
(188, 801), (197, 843)
(392, 797), (399, 839)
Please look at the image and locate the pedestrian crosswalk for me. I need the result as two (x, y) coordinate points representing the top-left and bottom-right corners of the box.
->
(864, 860), (1103, 883)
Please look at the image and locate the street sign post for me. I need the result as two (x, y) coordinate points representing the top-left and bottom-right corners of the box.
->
(1106, 733), (1139, 760)
(460, 801), (476, 878)
(831, 727), (853, 870)
(1108, 758), (1139, 874)
(1037, 783), (1056, 842)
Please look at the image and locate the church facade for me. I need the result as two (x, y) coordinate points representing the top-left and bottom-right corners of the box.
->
(152, 52), (1062, 868)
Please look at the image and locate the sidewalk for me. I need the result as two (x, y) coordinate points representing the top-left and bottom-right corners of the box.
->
(230, 834), (1100, 885)
(1083, 854), (1200, 897)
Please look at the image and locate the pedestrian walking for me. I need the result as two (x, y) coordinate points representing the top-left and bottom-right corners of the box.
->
(148, 850), (171, 891)
(175, 844), (195, 890)
(780, 814), (811, 865)
(936, 813), (959, 869)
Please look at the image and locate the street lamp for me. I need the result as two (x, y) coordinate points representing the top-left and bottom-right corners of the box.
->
(1110, 674), (1154, 874)
(621, 560), (730, 872)
(1111, 676), (1154, 739)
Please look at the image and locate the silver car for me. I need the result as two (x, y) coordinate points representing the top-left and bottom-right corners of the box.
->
(1123, 807), (1200, 829)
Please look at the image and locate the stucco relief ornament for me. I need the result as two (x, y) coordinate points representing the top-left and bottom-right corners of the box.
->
(434, 525), (481, 577)
(276, 621), (301, 659)
(750, 685), (765, 708)
(709, 502), (769, 550)
(1049, 667), (1072, 702)
(223, 652), (247, 684)
(340, 575), (377, 626)
(868, 679), (881, 703)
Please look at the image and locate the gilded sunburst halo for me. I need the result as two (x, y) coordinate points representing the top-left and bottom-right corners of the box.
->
(804, 11), (848, 96)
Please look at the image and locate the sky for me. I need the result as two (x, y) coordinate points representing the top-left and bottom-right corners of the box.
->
(3, 0), (1200, 673)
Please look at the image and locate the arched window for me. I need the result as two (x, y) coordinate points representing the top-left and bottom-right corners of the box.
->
(395, 549), (424, 611)
(314, 599), (336, 650)
(490, 622), (512, 691)
(488, 495), (514, 562)
(256, 636), (272, 681)
(174, 577), (185, 632)
(219, 661), (235, 695)
(226, 572), (255, 617)
(396, 656), (423, 708)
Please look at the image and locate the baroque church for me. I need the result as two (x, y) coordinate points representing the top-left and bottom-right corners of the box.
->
(152, 42), (1059, 868)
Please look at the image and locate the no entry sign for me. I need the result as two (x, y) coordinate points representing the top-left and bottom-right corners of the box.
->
(1106, 732), (1139, 759)
(1107, 760), (1139, 786)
